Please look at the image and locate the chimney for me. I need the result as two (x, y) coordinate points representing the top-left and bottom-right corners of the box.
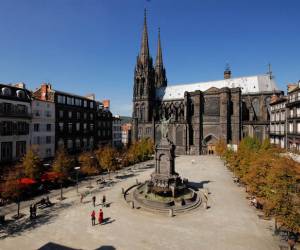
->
(224, 64), (231, 79)
(102, 99), (110, 110)
(14, 82), (26, 89)
(40, 83), (51, 101)
(287, 83), (297, 93)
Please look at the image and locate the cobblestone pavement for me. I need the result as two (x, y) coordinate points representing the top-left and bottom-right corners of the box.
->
(0, 156), (281, 250)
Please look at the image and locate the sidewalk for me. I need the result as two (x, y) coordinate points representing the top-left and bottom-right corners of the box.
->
(1, 160), (154, 218)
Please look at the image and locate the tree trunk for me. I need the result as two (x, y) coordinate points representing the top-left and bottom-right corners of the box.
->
(60, 182), (63, 200)
(17, 201), (20, 218)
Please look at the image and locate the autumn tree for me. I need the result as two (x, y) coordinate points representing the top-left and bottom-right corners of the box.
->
(52, 147), (73, 200)
(78, 151), (99, 176)
(22, 147), (41, 180)
(215, 139), (227, 158)
(1, 168), (24, 218)
(265, 157), (300, 233)
(78, 151), (99, 188)
(95, 146), (118, 178)
(126, 138), (154, 164)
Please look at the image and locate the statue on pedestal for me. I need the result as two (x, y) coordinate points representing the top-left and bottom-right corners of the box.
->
(150, 115), (184, 197)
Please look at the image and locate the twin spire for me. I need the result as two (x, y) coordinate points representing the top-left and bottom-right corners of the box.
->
(139, 9), (150, 64)
(138, 9), (167, 87)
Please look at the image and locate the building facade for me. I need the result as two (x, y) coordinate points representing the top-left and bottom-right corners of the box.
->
(112, 115), (122, 148)
(122, 123), (132, 147)
(269, 96), (287, 149)
(0, 83), (31, 163)
(132, 12), (282, 155)
(33, 83), (112, 153)
(286, 82), (300, 151)
(96, 102), (113, 148)
(31, 99), (55, 159)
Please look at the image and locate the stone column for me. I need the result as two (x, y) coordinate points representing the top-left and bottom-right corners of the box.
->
(132, 118), (138, 143)
(191, 91), (201, 155)
(231, 88), (241, 145)
(220, 88), (230, 142)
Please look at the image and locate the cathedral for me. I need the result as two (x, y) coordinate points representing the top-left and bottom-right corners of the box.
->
(132, 11), (282, 155)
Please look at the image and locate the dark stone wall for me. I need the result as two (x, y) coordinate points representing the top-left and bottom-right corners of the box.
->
(132, 86), (242, 155)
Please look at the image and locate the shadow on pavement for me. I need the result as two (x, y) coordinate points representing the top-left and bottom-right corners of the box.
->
(95, 246), (116, 250)
(0, 202), (73, 239)
(38, 242), (81, 250)
(188, 180), (211, 191)
(115, 173), (135, 179)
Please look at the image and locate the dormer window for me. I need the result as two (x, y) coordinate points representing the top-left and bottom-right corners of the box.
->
(2, 87), (11, 96)
(16, 90), (25, 98)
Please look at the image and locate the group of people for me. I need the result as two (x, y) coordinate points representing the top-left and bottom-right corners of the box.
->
(29, 196), (53, 219)
(91, 209), (104, 226)
(90, 194), (107, 226)
(92, 195), (106, 208)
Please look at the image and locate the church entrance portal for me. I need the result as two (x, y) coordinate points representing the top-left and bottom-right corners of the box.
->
(202, 134), (218, 155)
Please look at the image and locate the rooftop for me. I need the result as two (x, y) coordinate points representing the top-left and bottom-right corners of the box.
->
(156, 74), (280, 101)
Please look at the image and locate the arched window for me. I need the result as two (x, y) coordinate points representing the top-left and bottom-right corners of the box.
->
(242, 101), (249, 121)
(140, 104), (145, 121)
(265, 97), (271, 120)
(252, 98), (260, 120)
(135, 105), (140, 119)
(140, 78), (145, 96)
(176, 126), (183, 146)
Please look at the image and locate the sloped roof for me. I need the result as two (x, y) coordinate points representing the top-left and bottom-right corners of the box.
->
(156, 74), (279, 101)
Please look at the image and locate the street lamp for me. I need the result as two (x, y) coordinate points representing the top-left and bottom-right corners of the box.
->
(74, 167), (80, 193)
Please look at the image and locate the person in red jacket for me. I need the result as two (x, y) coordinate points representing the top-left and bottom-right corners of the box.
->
(98, 209), (103, 225)
(91, 210), (96, 226)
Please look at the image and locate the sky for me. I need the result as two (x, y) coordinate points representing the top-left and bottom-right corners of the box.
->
(0, 0), (299, 116)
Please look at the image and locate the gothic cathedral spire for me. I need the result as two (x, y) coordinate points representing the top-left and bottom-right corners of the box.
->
(139, 9), (150, 65)
(155, 28), (167, 88)
(133, 9), (155, 125)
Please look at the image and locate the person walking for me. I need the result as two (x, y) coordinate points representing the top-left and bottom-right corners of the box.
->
(33, 204), (37, 218)
(92, 196), (96, 207)
(98, 209), (103, 225)
(29, 205), (33, 220)
(102, 195), (106, 208)
(91, 210), (96, 226)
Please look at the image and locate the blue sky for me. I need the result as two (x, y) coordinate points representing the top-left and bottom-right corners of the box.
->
(0, 0), (299, 116)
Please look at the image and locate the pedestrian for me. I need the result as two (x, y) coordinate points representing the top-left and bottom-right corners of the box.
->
(80, 193), (84, 203)
(33, 204), (37, 218)
(92, 196), (96, 207)
(91, 210), (96, 226)
(98, 209), (103, 225)
(29, 205), (33, 219)
(102, 195), (106, 208)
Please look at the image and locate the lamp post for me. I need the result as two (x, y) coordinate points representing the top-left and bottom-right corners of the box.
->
(74, 167), (80, 193)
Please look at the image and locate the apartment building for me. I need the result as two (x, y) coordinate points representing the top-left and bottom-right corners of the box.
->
(269, 96), (287, 149)
(0, 83), (31, 163)
(31, 99), (55, 159)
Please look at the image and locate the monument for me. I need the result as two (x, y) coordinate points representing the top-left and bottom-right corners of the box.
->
(124, 118), (202, 214)
(149, 117), (184, 197)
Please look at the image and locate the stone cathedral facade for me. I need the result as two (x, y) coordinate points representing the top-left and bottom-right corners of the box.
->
(132, 12), (282, 155)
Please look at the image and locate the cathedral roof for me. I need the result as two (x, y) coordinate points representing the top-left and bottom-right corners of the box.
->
(156, 74), (280, 100)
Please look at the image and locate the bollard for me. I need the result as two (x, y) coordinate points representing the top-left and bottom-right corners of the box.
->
(121, 188), (125, 194)
(169, 209), (173, 217)
(131, 201), (135, 209)
(136, 179), (139, 185)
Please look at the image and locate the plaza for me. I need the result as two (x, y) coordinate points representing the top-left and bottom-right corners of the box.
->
(0, 156), (279, 250)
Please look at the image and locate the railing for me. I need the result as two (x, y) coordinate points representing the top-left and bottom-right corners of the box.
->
(0, 110), (31, 118)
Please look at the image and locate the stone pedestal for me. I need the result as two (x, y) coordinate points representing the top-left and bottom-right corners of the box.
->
(150, 137), (183, 196)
